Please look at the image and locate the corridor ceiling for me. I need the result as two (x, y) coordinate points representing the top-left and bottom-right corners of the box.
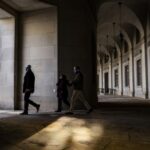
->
(96, 0), (149, 55)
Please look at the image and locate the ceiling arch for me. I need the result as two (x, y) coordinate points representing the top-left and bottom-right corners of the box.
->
(97, 23), (132, 50)
(97, 2), (144, 38)
(97, 35), (121, 55)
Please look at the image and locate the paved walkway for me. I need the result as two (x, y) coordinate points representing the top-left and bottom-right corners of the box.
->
(1, 106), (150, 150)
(98, 95), (149, 102)
(98, 95), (150, 108)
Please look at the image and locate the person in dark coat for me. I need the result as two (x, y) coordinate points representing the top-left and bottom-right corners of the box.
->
(21, 65), (40, 115)
(55, 74), (70, 112)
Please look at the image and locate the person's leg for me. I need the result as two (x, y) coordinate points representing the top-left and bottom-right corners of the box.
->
(28, 99), (38, 107)
(56, 97), (62, 112)
(22, 92), (30, 114)
(27, 92), (40, 112)
(78, 91), (92, 110)
(63, 96), (70, 107)
(69, 90), (79, 112)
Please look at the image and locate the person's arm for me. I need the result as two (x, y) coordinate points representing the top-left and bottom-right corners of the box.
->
(23, 80), (25, 93)
(28, 72), (35, 93)
(67, 80), (72, 86)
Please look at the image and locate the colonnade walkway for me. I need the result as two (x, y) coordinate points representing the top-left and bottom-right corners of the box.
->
(98, 95), (150, 108)
(1, 96), (150, 150)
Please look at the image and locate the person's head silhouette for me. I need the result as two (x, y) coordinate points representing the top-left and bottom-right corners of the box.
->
(26, 65), (31, 71)
(73, 66), (80, 74)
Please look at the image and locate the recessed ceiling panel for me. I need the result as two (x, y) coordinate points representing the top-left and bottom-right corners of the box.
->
(2, 0), (53, 11)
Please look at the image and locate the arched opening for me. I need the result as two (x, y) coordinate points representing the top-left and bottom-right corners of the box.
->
(96, 1), (145, 102)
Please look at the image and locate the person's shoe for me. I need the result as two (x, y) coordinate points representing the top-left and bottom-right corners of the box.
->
(20, 112), (28, 115)
(36, 104), (40, 112)
(65, 112), (74, 115)
(87, 108), (93, 114)
(55, 110), (61, 112)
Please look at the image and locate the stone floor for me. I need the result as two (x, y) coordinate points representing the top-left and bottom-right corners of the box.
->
(98, 95), (150, 102)
(1, 97), (150, 150)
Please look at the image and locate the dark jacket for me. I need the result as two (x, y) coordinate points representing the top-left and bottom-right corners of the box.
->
(56, 78), (71, 99)
(72, 72), (83, 90)
(23, 70), (35, 93)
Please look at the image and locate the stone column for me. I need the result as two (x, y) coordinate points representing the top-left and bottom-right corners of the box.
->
(101, 60), (104, 90)
(14, 14), (22, 110)
(129, 47), (135, 97)
(119, 48), (123, 95)
(143, 32), (149, 99)
(99, 63), (103, 90)
(58, 0), (97, 107)
(109, 54), (113, 94)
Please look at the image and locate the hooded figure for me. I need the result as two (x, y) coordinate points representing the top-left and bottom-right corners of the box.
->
(55, 74), (71, 112)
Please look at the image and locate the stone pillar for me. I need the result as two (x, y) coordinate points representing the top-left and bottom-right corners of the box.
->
(129, 47), (135, 97)
(121, 48), (124, 95)
(101, 61), (104, 90)
(118, 55), (122, 95)
(109, 54), (113, 94)
(147, 13), (150, 98)
(141, 8), (149, 99)
(143, 32), (149, 99)
(14, 14), (21, 110)
(99, 63), (103, 90)
(119, 49), (123, 95)
(108, 57), (111, 91)
(58, 0), (97, 107)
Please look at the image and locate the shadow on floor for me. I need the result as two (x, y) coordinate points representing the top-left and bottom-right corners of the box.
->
(0, 113), (60, 150)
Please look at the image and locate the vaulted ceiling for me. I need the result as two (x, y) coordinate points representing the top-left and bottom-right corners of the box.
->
(96, 0), (149, 55)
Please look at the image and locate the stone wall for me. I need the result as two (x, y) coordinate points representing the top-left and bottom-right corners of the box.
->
(0, 17), (15, 109)
(20, 8), (58, 112)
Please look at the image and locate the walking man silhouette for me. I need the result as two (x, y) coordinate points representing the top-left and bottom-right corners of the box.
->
(21, 65), (40, 115)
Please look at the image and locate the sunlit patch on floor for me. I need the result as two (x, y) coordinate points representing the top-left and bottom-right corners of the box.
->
(17, 116), (104, 150)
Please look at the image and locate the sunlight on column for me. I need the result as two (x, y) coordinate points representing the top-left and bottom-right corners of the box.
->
(18, 116), (104, 150)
